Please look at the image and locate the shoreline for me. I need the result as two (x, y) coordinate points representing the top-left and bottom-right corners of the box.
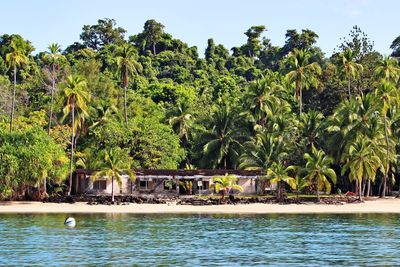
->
(1, 198), (400, 214)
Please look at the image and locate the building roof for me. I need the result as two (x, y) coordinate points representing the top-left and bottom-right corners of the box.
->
(76, 169), (263, 177)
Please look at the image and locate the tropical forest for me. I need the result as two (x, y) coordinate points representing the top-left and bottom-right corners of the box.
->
(1, 18), (400, 201)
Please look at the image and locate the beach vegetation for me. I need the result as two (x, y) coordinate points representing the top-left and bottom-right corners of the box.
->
(0, 19), (400, 200)
(211, 174), (244, 199)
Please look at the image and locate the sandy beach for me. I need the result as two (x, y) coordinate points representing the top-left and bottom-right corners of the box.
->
(0, 198), (399, 214)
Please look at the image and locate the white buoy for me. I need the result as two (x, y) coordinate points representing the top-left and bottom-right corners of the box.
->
(64, 217), (76, 228)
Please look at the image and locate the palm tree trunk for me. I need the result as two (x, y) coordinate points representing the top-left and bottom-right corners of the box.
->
(382, 115), (390, 198)
(48, 63), (55, 136)
(298, 84), (303, 116)
(276, 181), (281, 201)
(123, 84), (128, 125)
(111, 175), (115, 202)
(361, 177), (366, 197)
(67, 101), (75, 196)
(10, 64), (17, 133)
(358, 178), (363, 201)
(153, 43), (156, 56)
(365, 178), (371, 197)
(347, 73), (351, 98)
(354, 179), (358, 195)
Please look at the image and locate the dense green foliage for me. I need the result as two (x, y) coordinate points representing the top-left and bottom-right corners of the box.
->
(0, 128), (68, 199)
(1, 19), (400, 199)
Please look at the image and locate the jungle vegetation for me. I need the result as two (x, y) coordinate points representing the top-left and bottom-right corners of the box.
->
(1, 19), (400, 200)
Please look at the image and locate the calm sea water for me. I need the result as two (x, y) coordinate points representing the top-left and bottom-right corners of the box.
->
(0, 213), (399, 266)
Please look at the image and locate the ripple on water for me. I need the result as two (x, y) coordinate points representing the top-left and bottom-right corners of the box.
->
(0, 213), (400, 266)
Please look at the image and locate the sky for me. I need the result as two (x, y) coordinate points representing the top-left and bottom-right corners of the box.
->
(0, 0), (399, 57)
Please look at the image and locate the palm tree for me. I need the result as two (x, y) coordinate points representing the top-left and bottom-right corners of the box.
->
(374, 81), (400, 197)
(4, 38), (29, 132)
(168, 101), (193, 146)
(60, 75), (90, 196)
(363, 114), (388, 196)
(293, 175), (311, 202)
(211, 173), (243, 200)
(300, 110), (324, 148)
(286, 48), (321, 116)
(167, 101), (194, 165)
(44, 43), (63, 135)
(341, 138), (382, 201)
(240, 132), (289, 171)
(325, 94), (378, 163)
(265, 162), (296, 201)
(302, 145), (337, 202)
(337, 48), (363, 98)
(92, 148), (135, 202)
(243, 76), (289, 128)
(115, 44), (142, 125)
(201, 104), (245, 169)
(90, 102), (118, 129)
(375, 57), (400, 84)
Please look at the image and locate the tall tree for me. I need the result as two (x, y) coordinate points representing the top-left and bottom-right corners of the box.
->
(61, 75), (90, 196)
(243, 74), (289, 129)
(167, 101), (193, 148)
(375, 57), (400, 83)
(281, 29), (319, 56)
(337, 48), (363, 98)
(286, 48), (321, 116)
(240, 132), (290, 171)
(390, 35), (400, 58)
(80, 18), (126, 50)
(200, 104), (246, 169)
(374, 81), (399, 197)
(4, 38), (29, 132)
(324, 94), (377, 163)
(143, 19), (165, 56)
(336, 25), (374, 62)
(115, 44), (142, 125)
(44, 43), (63, 135)
(244, 25), (266, 58)
(205, 38), (216, 61)
(341, 137), (381, 201)
(300, 110), (324, 148)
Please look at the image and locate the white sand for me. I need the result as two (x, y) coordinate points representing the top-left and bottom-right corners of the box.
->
(0, 198), (400, 214)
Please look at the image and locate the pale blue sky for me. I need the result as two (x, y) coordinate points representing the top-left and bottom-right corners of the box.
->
(0, 0), (399, 56)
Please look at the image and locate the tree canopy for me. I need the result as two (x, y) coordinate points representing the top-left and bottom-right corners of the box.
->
(0, 19), (400, 199)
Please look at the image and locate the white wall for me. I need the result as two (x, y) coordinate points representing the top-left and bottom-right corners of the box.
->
(88, 175), (133, 195)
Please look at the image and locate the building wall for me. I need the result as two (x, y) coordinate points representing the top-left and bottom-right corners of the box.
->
(80, 174), (259, 196)
(86, 175), (133, 195)
(238, 178), (257, 194)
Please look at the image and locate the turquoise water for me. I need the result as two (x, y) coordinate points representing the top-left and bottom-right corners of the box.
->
(0, 213), (399, 266)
